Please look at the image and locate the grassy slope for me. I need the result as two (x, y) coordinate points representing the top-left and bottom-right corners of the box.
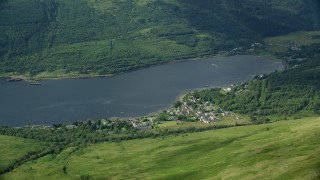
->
(2, 117), (319, 180)
(157, 113), (250, 130)
(0, 135), (43, 171)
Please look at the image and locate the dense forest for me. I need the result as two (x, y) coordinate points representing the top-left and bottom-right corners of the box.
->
(0, 0), (320, 76)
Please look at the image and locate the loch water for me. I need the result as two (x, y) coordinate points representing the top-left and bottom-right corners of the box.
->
(0, 55), (283, 126)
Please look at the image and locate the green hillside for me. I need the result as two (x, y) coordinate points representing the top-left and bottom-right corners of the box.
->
(0, 0), (319, 78)
(1, 117), (319, 179)
(0, 135), (44, 171)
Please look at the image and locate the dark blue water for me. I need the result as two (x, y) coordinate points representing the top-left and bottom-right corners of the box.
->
(0, 55), (283, 126)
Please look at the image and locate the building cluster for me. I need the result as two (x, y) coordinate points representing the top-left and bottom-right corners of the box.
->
(165, 97), (232, 124)
(286, 41), (301, 51)
(128, 117), (153, 130)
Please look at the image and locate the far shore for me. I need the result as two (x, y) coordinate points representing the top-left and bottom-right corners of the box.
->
(0, 52), (281, 82)
(0, 73), (115, 82)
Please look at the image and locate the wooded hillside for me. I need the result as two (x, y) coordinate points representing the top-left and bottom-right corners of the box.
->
(1, 0), (319, 76)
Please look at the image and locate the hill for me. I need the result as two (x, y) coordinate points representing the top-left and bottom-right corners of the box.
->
(1, 117), (319, 179)
(0, 0), (320, 78)
(0, 135), (44, 172)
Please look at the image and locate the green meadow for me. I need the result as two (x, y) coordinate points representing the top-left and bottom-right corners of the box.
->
(157, 114), (250, 131)
(264, 31), (320, 52)
(1, 117), (319, 179)
(0, 136), (43, 172)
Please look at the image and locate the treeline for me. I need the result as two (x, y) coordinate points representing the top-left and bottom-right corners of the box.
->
(0, 120), (249, 147)
(186, 44), (320, 122)
(0, 145), (61, 175)
(0, 119), (136, 146)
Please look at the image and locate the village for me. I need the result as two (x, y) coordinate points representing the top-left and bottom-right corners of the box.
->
(125, 90), (243, 131)
(166, 95), (235, 123)
(19, 88), (245, 131)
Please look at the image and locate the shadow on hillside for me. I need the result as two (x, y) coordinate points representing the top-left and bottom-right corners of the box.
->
(160, 0), (316, 39)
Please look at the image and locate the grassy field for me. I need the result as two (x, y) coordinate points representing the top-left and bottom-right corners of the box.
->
(1, 117), (319, 179)
(264, 31), (320, 52)
(0, 136), (43, 172)
(156, 114), (250, 131)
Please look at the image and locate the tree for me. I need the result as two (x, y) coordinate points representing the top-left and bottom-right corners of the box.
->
(156, 112), (170, 121)
(174, 100), (182, 108)
(62, 165), (67, 174)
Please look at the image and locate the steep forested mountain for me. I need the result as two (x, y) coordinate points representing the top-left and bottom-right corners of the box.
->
(0, 0), (320, 76)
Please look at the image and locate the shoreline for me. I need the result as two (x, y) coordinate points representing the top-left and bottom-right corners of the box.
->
(0, 53), (281, 82)
(0, 73), (115, 82)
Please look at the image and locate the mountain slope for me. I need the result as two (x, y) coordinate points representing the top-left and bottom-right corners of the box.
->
(0, 0), (319, 77)
(1, 117), (319, 179)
